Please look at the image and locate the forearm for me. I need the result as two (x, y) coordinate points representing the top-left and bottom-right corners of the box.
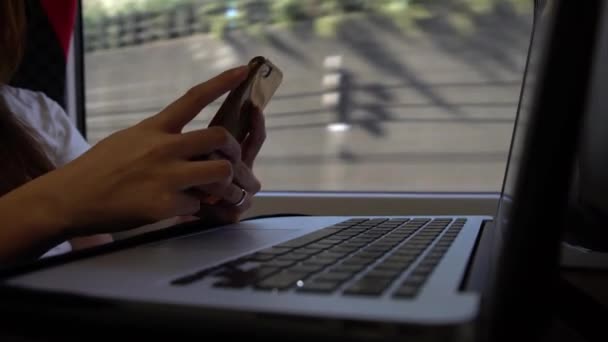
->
(0, 185), (69, 265)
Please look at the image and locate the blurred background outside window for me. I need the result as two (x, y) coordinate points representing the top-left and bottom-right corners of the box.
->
(82, 0), (533, 192)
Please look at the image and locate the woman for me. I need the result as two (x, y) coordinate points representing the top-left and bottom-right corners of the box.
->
(0, 1), (265, 263)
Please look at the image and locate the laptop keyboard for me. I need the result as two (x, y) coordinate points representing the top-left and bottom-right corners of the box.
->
(170, 217), (466, 298)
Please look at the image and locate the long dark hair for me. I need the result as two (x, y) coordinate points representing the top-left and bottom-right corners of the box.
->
(0, 0), (54, 196)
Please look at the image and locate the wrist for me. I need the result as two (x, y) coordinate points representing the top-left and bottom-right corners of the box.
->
(0, 180), (73, 261)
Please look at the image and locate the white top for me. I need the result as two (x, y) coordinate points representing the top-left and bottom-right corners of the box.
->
(1, 85), (90, 257)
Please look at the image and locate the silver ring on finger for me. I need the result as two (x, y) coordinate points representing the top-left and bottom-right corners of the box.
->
(234, 188), (248, 207)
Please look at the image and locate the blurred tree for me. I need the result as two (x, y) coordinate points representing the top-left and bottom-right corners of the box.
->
(82, 0), (534, 47)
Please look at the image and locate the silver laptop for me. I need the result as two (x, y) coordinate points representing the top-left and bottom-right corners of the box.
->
(1, 0), (602, 340)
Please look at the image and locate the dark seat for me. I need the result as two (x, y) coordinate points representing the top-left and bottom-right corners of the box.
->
(9, 0), (77, 110)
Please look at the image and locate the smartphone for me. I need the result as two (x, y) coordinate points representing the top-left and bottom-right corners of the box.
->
(200, 57), (282, 206)
(209, 56), (283, 142)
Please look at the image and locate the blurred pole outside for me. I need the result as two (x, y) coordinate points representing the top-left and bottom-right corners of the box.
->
(321, 55), (351, 189)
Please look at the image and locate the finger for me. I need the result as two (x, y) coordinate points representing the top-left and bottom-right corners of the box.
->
(232, 161), (262, 194)
(173, 192), (202, 217)
(196, 181), (244, 205)
(171, 159), (233, 189)
(151, 65), (249, 132)
(241, 106), (266, 168)
(195, 199), (252, 225)
(177, 127), (241, 162)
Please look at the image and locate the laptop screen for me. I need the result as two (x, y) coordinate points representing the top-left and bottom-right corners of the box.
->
(494, 1), (554, 237)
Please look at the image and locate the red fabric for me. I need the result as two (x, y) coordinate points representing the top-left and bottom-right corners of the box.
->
(40, 0), (77, 59)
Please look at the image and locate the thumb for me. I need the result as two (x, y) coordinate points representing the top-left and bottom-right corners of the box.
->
(151, 65), (249, 132)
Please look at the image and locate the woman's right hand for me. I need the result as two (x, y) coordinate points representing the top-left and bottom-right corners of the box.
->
(14, 66), (250, 238)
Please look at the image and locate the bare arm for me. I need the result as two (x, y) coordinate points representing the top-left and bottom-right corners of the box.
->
(0, 181), (69, 264)
(0, 66), (249, 265)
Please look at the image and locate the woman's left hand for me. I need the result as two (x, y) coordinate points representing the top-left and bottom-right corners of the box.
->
(195, 106), (266, 224)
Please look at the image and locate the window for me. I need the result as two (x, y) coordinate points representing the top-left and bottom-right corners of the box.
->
(82, 0), (533, 192)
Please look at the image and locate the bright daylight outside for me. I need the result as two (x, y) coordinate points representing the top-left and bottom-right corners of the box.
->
(83, 0), (533, 192)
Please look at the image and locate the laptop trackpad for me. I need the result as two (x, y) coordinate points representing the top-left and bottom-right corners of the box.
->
(10, 217), (346, 290)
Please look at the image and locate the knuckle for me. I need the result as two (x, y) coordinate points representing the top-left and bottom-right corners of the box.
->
(145, 137), (173, 159)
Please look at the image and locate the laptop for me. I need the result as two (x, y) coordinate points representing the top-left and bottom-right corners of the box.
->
(0, 0), (602, 340)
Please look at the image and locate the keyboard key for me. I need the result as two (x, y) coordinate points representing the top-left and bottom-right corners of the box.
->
(330, 224), (353, 229)
(294, 247), (323, 255)
(427, 251), (445, 258)
(264, 259), (296, 268)
(276, 228), (342, 248)
(320, 238), (344, 244)
(372, 241), (397, 248)
(343, 257), (375, 266)
(384, 255), (416, 264)
(393, 249), (422, 257)
(408, 243), (430, 249)
(256, 272), (309, 290)
(307, 242), (333, 250)
(357, 251), (384, 259)
(331, 264), (366, 273)
(394, 284), (419, 298)
(289, 264), (326, 274)
(425, 255), (443, 263)
(365, 269), (402, 279)
(405, 274), (427, 286)
(256, 267), (281, 279)
(277, 253), (310, 261)
(314, 242), (339, 249)
(412, 268), (432, 277)
(296, 280), (340, 293)
(315, 272), (353, 283)
(344, 276), (393, 296)
(364, 246), (393, 253)
(333, 234), (355, 239)
(320, 251), (350, 259)
(213, 265), (280, 288)
(330, 244), (358, 252)
(303, 258), (337, 267)
(372, 228), (395, 233)
(344, 228), (366, 233)
(316, 251), (342, 260)
(376, 261), (406, 270)
(352, 237), (376, 243)
(344, 218), (369, 224)
(345, 241), (368, 247)
(388, 232), (410, 237)
(433, 246), (450, 253)
(381, 237), (404, 243)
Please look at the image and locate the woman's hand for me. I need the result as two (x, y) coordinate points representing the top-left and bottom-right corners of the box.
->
(196, 106), (266, 224)
(10, 66), (250, 238)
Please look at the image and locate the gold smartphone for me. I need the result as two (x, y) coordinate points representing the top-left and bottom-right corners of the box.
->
(209, 56), (283, 142)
